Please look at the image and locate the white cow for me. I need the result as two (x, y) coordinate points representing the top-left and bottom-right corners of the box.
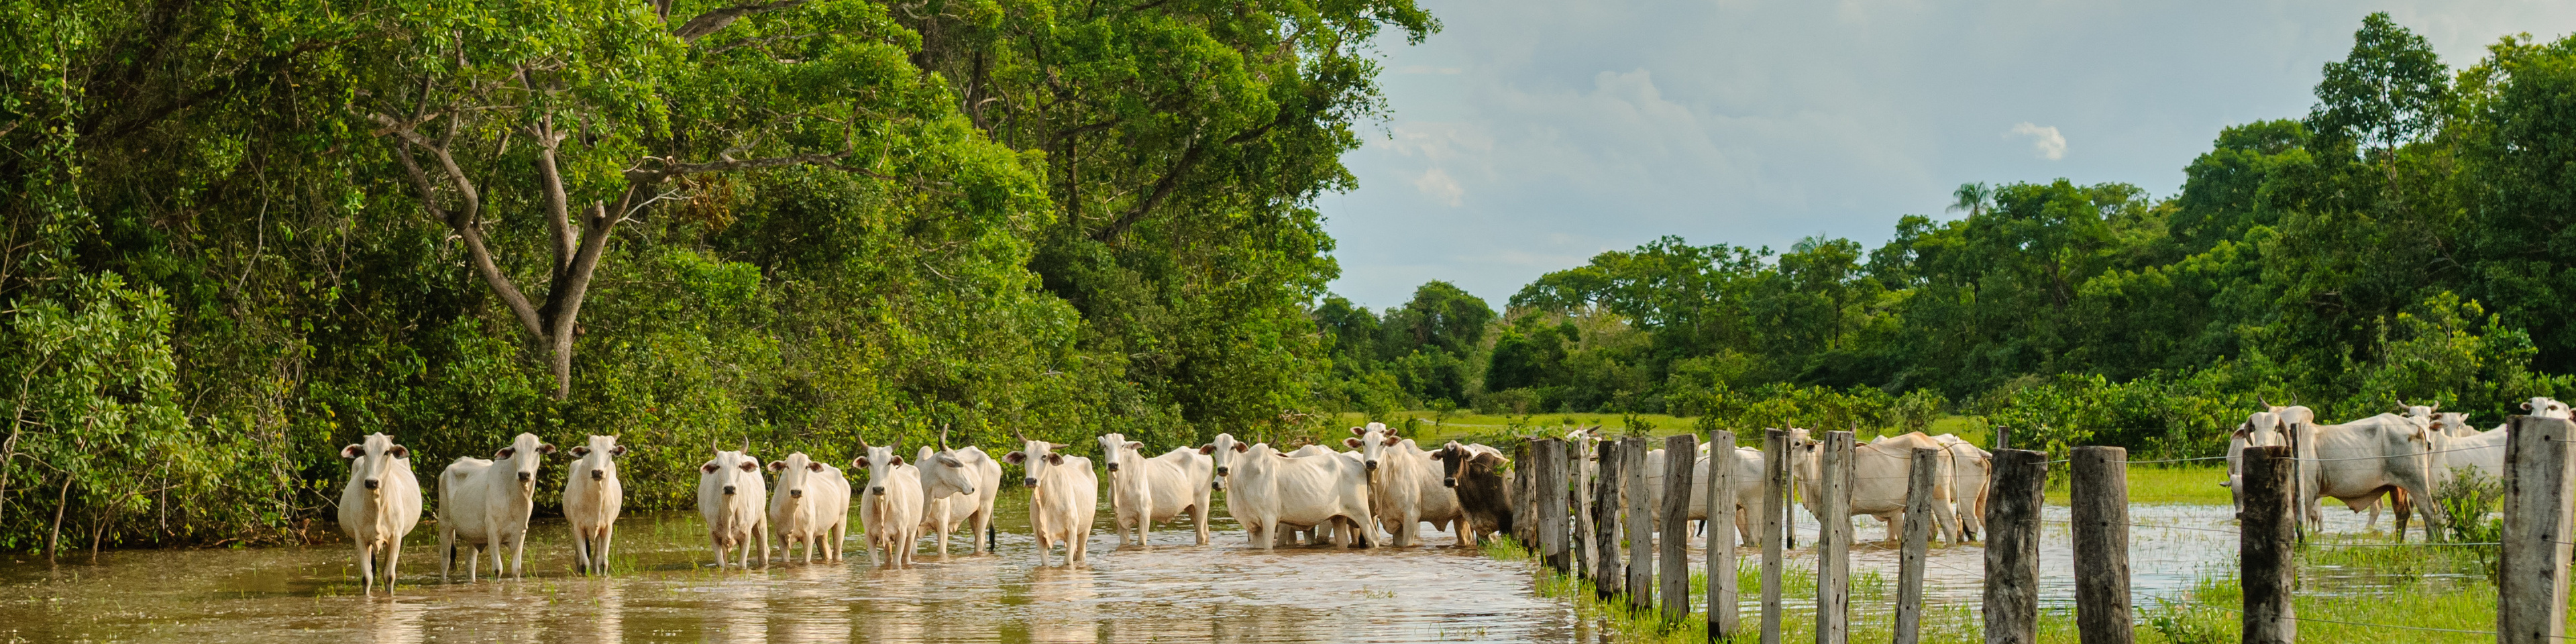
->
(1921, 434), (1990, 540)
(2293, 413), (2443, 540)
(1099, 433), (1216, 547)
(916, 429), (1001, 556)
(1794, 431), (1960, 545)
(1642, 443), (1768, 547)
(1279, 443), (1362, 547)
(1347, 423), (1464, 547)
(696, 443), (770, 569)
(2434, 397), (2569, 484)
(768, 452), (851, 564)
(855, 439), (924, 568)
(561, 435), (627, 576)
(337, 433), (421, 594)
(1008, 432), (1097, 566)
(1203, 433), (1377, 550)
(438, 433), (554, 581)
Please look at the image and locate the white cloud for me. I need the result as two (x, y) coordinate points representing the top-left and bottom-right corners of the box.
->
(2007, 122), (2068, 160)
(1413, 166), (1466, 206)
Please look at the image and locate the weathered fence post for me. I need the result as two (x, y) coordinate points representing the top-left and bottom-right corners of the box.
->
(1574, 435), (1595, 580)
(1994, 425), (2011, 451)
(1661, 433), (1696, 625)
(1814, 431), (1852, 644)
(1709, 429), (1740, 642)
(2503, 415), (2574, 644)
(1539, 439), (1570, 572)
(2072, 446), (2133, 644)
(1984, 448), (2047, 644)
(1626, 437), (1654, 611)
(1596, 438), (1625, 599)
(2239, 445), (2294, 644)
(1892, 447), (1936, 644)
(1761, 429), (1789, 644)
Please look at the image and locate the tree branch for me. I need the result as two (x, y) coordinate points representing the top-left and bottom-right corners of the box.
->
(373, 113), (549, 341)
(672, 0), (812, 43)
(623, 152), (847, 184)
(1092, 138), (1204, 244)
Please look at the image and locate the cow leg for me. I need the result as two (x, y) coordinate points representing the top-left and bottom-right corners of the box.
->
(711, 534), (727, 570)
(511, 531), (528, 578)
(384, 540), (402, 594)
(357, 543), (376, 595)
(437, 527), (453, 583)
(1195, 501), (1212, 546)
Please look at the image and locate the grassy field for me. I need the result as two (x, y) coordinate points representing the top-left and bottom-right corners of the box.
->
(1320, 411), (1999, 447)
(2044, 464), (2233, 506)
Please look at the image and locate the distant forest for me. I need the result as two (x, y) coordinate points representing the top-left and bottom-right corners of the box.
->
(1316, 14), (2576, 460)
(2, 5), (2570, 551)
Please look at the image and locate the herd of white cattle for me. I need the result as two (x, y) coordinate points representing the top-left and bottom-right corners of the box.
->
(327, 397), (2544, 595)
(2222, 396), (2568, 537)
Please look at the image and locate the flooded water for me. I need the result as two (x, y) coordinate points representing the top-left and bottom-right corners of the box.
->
(0, 486), (2418, 643)
(0, 494), (1578, 643)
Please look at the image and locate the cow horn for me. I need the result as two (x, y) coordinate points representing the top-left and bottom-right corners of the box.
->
(739, 437), (750, 453)
(2290, 393), (2300, 406)
(1014, 429), (1032, 444)
(856, 435), (873, 451)
(2257, 393), (2272, 409)
(939, 423), (952, 451)
(2429, 402), (2440, 412)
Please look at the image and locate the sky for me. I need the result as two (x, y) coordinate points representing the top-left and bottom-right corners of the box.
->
(1316, 0), (2576, 309)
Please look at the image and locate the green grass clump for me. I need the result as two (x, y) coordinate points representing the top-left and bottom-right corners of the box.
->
(2043, 464), (2233, 506)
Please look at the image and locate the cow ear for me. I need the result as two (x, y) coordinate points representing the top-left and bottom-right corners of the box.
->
(852, 457), (870, 469)
(342, 444), (366, 459)
(495, 447), (516, 460)
(808, 462), (824, 472)
(609, 445), (627, 457)
(388, 445), (409, 460)
(1197, 444), (1215, 455)
(702, 462), (721, 474)
(738, 461), (758, 472)
(938, 455), (964, 468)
(1126, 441), (1142, 451)
(537, 443), (557, 455)
(1473, 452), (1508, 468)
(1343, 437), (1362, 449)
(891, 455), (906, 466)
(570, 446), (592, 458)
(1004, 451), (1026, 464)
(1044, 453), (1063, 465)
(1350, 426), (1367, 435)
(1383, 437), (1401, 447)
(1232, 442), (1249, 453)
(767, 460), (787, 472)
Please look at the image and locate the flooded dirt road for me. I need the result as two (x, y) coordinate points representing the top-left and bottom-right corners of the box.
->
(0, 496), (1578, 643)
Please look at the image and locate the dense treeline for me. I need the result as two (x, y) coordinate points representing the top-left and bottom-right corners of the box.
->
(1319, 15), (2576, 460)
(0, 0), (1428, 551)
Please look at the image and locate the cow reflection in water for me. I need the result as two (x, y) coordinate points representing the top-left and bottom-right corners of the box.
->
(360, 598), (426, 644)
(1018, 566), (1098, 643)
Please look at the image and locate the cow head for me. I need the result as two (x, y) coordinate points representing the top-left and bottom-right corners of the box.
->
(568, 435), (625, 483)
(1197, 433), (1248, 489)
(1003, 431), (1067, 488)
(1097, 433), (1134, 474)
(916, 445), (977, 498)
(851, 437), (905, 496)
(343, 433), (409, 495)
(2525, 397), (2573, 419)
(2428, 411), (2475, 437)
(701, 443), (762, 498)
(1343, 422), (1399, 474)
(490, 433), (555, 490)
(1431, 441), (1505, 488)
(769, 452), (826, 501)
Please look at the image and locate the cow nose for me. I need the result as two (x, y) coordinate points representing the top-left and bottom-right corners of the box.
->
(517, 472), (532, 483)
(1211, 481), (1224, 490)
(1444, 478), (1457, 488)
(723, 485), (737, 496)
(590, 469), (604, 480)
(790, 488), (804, 498)
(871, 486), (885, 496)
(1106, 463), (1120, 472)
(1365, 460), (1379, 470)
(1022, 477), (1038, 488)
(1215, 466), (1228, 476)
(364, 478), (380, 490)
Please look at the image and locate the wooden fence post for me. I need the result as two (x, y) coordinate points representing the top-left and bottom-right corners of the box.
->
(2503, 415), (2574, 644)
(1566, 437), (1587, 584)
(2072, 446), (2133, 644)
(1709, 429), (1740, 642)
(1626, 437), (1655, 612)
(1892, 447), (1935, 644)
(1596, 438), (1625, 599)
(2239, 445), (2294, 644)
(1760, 429), (1788, 644)
(1814, 431), (1852, 644)
(1661, 433), (1697, 625)
(1994, 425), (2011, 452)
(1984, 448), (2047, 644)
(1539, 439), (1569, 572)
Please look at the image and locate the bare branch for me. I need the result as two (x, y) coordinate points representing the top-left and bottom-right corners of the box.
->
(623, 152), (847, 184)
(1093, 138), (1205, 244)
(372, 114), (549, 341)
(672, 0), (812, 43)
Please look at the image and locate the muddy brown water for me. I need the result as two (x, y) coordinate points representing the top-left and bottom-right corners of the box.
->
(0, 489), (2414, 643)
